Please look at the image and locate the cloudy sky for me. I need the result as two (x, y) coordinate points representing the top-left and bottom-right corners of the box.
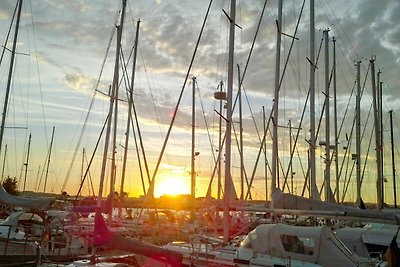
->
(0, 0), (399, 204)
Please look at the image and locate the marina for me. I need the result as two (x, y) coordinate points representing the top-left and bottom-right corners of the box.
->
(0, 0), (399, 266)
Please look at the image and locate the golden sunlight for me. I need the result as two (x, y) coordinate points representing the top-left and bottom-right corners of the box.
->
(155, 175), (190, 197)
(154, 165), (190, 197)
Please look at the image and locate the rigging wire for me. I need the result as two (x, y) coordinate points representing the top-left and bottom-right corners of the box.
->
(138, 46), (165, 143)
(28, 1), (49, 143)
(196, 81), (217, 164)
(0, 1), (17, 69)
(146, 0), (214, 198)
(120, 47), (150, 194)
(61, 7), (119, 192)
(321, 0), (362, 62)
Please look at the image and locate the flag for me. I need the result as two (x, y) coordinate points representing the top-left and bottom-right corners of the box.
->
(93, 210), (113, 246)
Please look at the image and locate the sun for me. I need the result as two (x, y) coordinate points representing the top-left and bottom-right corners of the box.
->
(154, 175), (190, 197)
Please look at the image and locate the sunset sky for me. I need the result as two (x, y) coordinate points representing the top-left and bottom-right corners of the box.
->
(0, 0), (399, 205)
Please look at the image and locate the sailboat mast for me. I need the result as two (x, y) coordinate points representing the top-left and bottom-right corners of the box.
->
(97, 0), (126, 210)
(356, 61), (361, 206)
(80, 148), (85, 196)
(271, 0), (282, 202)
(333, 37), (339, 203)
(92, 1), (126, 263)
(263, 106), (268, 200)
(0, 0), (22, 157)
(378, 73), (384, 203)
(111, 8), (124, 206)
(237, 65), (244, 200)
(289, 120), (293, 193)
(23, 133), (32, 193)
(223, 0), (236, 243)
(323, 29), (331, 202)
(309, 0), (318, 200)
(389, 110), (397, 208)
(191, 76), (196, 198)
(1, 145), (6, 182)
(110, 0), (126, 219)
(370, 58), (383, 209)
(218, 80), (223, 201)
(43, 126), (55, 193)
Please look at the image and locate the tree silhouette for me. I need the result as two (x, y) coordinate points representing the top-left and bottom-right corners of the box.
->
(2, 177), (18, 195)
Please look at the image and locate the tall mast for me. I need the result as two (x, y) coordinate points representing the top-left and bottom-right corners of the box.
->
(1, 145), (7, 182)
(289, 120), (293, 193)
(378, 74), (384, 203)
(309, 0), (318, 200)
(389, 110), (397, 208)
(271, 0), (282, 202)
(355, 61), (361, 206)
(120, 19), (140, 202)
(80, 148), (85, 197)
(333, 37), (339, 202)
(35, 165), (41, 192)
(0, 0), (22, 157)
(237, 65), (244, 200)
(97, 0), (126, 212)
(218, 81), (223, 200)
(370, 58), (383, 209)
(223, 0), (236, 243)
(323, 29), (331, 202)
(43, 126), (55, 193)
(191, 76), (196, 198)
(110, 0), (126, 220)
(111, 6), (125, 215)
(23, 133), (32, 193)
(93, 1), (126, 263)
(263, 106), (268, 201)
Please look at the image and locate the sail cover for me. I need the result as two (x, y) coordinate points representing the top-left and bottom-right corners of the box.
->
(0, 185), (53, 209)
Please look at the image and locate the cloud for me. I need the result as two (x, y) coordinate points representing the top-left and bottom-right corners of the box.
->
(63, 73), (96, 93)
(0, 7), (12, 20)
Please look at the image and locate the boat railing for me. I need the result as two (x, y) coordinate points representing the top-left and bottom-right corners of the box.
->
(0, 219), (90, 257)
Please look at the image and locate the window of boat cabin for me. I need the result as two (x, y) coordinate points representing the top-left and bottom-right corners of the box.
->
(280, 234), (315, 255)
